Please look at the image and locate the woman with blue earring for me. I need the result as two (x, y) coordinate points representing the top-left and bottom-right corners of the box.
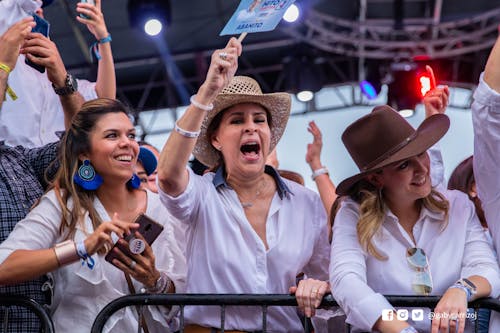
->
(0, 98), (186, 333)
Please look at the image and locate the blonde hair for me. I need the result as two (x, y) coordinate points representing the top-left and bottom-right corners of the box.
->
(349, 179), (449, 260)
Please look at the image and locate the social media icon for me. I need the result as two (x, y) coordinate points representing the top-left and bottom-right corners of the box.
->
(382, 309), (394, 321)
(397, 309), (409, 321)
(412, 309), (424, 321)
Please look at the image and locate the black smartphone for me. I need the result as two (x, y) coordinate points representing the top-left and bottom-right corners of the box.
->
(104, 213), (164, 265)
(79, 0), (95, 19)
(25, 14), (50, 73)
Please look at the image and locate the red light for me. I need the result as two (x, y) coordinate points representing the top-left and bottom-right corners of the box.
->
(419, 75), (432, 97)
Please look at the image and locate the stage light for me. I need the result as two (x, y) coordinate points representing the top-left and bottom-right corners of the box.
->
(297, 90), (314, 102)
(283, 4), (299, 23)
(360, 80), (378, 100)
(128, 0), (171, 36)
(144, 19), (162, 36)
(387, 61), (420, 117)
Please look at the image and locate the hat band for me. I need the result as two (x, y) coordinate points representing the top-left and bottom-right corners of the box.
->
(361, 132), (417, 171)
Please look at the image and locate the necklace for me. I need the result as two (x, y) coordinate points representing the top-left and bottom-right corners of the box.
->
(238, 178), (268, 209)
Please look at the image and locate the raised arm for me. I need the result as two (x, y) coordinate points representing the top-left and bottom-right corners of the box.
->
(76, 0), (116, 98)
(20, 32), (84, 129)
(484, 31), (500, 93)
(157, 37), (242, 196)
(0, 17), (35, 110)
(306, 121), (337, 216)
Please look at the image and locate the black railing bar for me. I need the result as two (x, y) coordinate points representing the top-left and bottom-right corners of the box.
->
(0, 294), (55, 333)
(179, 305), (185, 333)
(221, 304), (225, 332)
(90, 294), (500, 333)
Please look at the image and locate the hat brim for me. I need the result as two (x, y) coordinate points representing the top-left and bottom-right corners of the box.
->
(336, 113), (450, 196)
(193, 92), (291, 168)
(138, 147), (158, 176)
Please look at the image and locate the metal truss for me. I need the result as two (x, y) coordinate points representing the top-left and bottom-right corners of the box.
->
(282, 6), (500, 60)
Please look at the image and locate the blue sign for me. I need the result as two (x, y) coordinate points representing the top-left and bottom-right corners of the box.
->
(220, 0), (296, 36)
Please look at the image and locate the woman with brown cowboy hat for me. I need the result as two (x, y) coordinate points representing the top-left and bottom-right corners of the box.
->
(157, 37), (330, 332)
(329, 104), (500, 333)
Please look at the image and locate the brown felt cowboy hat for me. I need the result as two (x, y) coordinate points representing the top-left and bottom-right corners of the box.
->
(336, 105), (450, 195)
(193, 76), (291, 168)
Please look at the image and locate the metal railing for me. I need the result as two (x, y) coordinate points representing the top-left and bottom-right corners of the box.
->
(91, 293), (500, 333)
(0, 294), (55, 333)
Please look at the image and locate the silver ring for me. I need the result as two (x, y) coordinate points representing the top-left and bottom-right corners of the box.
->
(129, 260), (137, 270)
(219, 52), (228, 60)
(449, 313), (458, 321)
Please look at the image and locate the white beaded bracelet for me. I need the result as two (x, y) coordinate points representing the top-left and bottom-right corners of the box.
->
(311, 167), (329, 181)
(174, 121), (200, 138)
(190, 94), (214, 112)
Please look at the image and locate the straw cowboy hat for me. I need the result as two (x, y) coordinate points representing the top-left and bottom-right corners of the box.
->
(336, 105), (450, 195)
(193, 76), (291, 168)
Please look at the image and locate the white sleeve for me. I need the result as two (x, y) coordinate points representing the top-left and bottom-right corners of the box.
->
(428, 143), (446, 189)
(472, 73), (500, 261)
(0, 190), (62, 263)
(329, 200), (393, 331)
(0, 0), (40, 35)
(76, 79), (98, 101)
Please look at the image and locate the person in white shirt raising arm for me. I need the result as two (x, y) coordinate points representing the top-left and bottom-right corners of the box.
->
(157, 37), (330, 332)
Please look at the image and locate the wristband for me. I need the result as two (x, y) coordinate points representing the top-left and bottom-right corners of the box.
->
(174, 121), (200, 138)
(0, 62), (17, 101)
(190, 94), (214, 111)
(89, 34), (112, 62)
(448, 284), (472, 302)
(76, 240), (95, 270)
(311, 167), (329, 181)
(143, 271), (173, 294)
(54, 240), (79, 267)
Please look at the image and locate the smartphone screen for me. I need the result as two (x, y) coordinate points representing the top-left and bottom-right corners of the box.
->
(104, 213), (164, 265)
(25, 14), (50, 73)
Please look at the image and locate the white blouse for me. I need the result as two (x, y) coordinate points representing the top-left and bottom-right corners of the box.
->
(0, 190), (187, 333)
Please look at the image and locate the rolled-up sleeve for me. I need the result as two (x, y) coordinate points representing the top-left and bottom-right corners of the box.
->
(329, 201), (393, 330)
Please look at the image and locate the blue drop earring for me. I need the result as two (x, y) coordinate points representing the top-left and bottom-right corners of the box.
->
(127, 173), (141, 189)
(73, 159), (103, 191)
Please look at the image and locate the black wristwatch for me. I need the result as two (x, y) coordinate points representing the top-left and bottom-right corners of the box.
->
(52, 73), (78, 96)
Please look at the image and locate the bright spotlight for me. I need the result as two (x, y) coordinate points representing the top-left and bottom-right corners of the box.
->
(144, 18), (163, 36)
(283, 4), (299, 23)
(297, 90), (314, 102)
(399, 109), (415, 118)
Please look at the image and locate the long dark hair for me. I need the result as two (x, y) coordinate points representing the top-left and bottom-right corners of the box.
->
(50, 98), (133, 246)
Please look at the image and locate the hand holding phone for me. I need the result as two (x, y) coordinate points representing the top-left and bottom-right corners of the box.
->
(79, 0), (96, 20)
(24, 14), (50, 73)
(104, 213), (164, 266)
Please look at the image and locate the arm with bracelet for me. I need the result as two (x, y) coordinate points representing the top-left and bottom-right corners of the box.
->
(306, 120), (338, 217)
(76, 0), (115, 99)
(157, 37), (242, 197)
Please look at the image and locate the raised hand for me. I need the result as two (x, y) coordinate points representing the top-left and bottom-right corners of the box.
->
(20, 32), (67, 87)
(423, 85), (449, 118)
(306, 121), (323, 170)
(0, 17), (35, 70)
(76, 0), (109, 40)
(197, 37), (242, 104)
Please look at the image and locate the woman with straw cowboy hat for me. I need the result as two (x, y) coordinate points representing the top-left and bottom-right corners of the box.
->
(330, 102), (500, 333)
(157, 37), (330, 332)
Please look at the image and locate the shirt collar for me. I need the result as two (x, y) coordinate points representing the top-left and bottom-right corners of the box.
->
(213, 165), (293, 199)
(385, 202), (444, 223)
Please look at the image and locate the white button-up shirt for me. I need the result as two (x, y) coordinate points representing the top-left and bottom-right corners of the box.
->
(330, 190), (500, 332)
(0, 190), (187, 333)
(159, 166), (330, 332)
(0, 0), (97, 147)
(472, 73), (500, 333)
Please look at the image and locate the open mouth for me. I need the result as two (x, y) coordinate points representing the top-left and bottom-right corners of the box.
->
(411, 176), (426, 186)
(240, 141), (260, 158)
